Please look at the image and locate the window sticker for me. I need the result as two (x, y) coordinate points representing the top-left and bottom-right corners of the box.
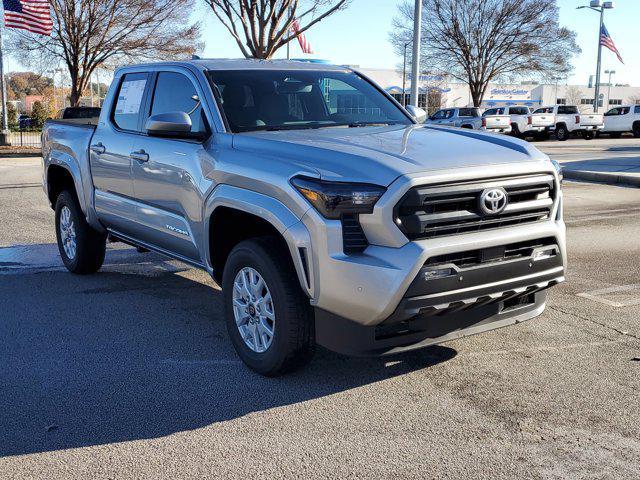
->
(115, 79), (147, 115)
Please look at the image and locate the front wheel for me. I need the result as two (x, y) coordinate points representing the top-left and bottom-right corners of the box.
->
(55, 190), (106, 274)
(222, 238), (314, 376)
(633, 123), (640, 138)
(555, 125), (569, 141)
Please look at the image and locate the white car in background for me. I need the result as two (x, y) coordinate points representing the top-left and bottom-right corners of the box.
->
(534, 105), (604, 141)
(602, 105), (640, 138)
(485, 106), (555, 139)
(426, 107), (511, 133)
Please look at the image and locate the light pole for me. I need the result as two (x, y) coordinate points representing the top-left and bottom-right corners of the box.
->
(409, 0), (422, 108)
(402, 42), (410, 106)
(577, 1), (615, 113)
(604, 69), (615, 109)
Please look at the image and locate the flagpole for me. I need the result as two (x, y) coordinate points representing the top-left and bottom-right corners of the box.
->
(0, 24), (10, 143)
(286, 6), (291, 59)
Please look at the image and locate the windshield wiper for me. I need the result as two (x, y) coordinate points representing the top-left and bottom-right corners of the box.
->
(347, 121), (399, 128)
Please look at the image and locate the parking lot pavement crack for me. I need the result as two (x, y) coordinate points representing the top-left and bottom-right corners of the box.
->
(548, 305), (640, 342)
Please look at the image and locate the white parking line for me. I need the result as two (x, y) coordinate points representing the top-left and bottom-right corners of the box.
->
(577, 284), (640, 308)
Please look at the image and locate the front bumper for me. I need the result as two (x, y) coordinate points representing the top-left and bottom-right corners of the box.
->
(316, 289), (553, 357)
(315, 238), (564, 356)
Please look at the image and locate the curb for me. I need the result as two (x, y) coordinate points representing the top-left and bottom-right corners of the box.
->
(563, 169), (640, 188)
(0, 152), (41, 158)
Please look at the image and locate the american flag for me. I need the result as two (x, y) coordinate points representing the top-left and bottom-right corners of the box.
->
(600, 24), (623, 64)
(291, 19), (313, 54)
(3, 0), (53, 36)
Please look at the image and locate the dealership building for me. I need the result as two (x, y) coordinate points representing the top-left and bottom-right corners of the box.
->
(358, 68), (640, 112)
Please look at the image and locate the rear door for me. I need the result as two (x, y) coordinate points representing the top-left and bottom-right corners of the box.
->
(129, 68), (213, 263)
(90, 72), (151, 233)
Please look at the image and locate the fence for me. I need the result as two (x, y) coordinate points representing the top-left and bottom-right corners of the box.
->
(8, 129), (42, 148)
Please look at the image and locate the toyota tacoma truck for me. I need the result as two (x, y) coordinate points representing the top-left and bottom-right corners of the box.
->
(42, 60), (566, 376)
(602, 105), (640, 138)
(425, 107), (512, 134)
(534, 105), (604, 141)
(487, 105), (555, 140)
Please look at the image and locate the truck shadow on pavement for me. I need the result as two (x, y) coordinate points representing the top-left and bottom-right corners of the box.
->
(0, 254), (457, 457)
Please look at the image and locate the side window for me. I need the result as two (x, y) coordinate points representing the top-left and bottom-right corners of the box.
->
(432, 110), (445, 120)
(444, 109), (455, 119)
(113, 73), (149, 131)
(483, 108), (496, 116)
(150, 72), (208, 134)
(635, 106), (640, 114)
(605, 108), (619, 116)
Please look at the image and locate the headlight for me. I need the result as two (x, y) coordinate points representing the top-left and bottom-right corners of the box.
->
(290, 176), (386, 220)
(551, 159), (563, 185)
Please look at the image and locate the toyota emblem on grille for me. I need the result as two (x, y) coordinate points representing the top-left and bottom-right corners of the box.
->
(479, 187), (508, 215)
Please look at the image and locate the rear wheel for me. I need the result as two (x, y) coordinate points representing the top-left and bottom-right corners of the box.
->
(555, 124), (569, 141)
(582, 130), (595, 140)
(222, 237), (314, 376)
(511, 124), (522, 138)
(55, 190), (106, 274)
(633, 123), (640, 138)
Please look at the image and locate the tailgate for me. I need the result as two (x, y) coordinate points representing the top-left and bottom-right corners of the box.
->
(580, 113), (604, 126)
(531, 113), (555, 127)
(484, 115), (510, 129)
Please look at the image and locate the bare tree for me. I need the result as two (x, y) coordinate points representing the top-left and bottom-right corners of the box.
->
(205, 0), (349, 59)
(390, 0), (580, 106)
(564, 86), (583, 109)
(10, 0), (201, 106)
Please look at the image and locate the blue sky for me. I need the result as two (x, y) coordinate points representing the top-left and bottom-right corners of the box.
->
(196, 0), (638, 86)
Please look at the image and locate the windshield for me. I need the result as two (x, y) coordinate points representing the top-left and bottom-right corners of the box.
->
(207, 69), (412, 133)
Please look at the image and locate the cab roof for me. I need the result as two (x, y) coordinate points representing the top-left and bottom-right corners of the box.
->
(120, 58), (353, 73)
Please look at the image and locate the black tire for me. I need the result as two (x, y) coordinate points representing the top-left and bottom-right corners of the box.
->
(609, 132), (622, 139)
(555, 124), (569, 141)
(582, 130), (595, 140)
(633, 123), (640, 138)
(535, 131), (550, 141)
(511, 123), (522, 138)
(55, 190), (106, 274)
(222, 237), (314, 376)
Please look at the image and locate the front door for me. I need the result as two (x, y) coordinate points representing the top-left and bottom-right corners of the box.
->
(130, 70), (213, 264)
(90, 72), (151, 234)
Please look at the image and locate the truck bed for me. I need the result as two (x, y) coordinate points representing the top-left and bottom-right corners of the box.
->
(42, 120), (96, 218)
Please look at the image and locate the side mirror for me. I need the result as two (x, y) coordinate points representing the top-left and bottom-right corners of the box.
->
(146, 111), (192, 137)
(406, 105), (427, 124)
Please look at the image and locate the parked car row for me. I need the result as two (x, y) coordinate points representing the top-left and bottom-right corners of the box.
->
(424, 103), (640, 141)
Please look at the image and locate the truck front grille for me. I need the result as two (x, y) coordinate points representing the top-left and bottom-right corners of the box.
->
(395, 174), (556, 240)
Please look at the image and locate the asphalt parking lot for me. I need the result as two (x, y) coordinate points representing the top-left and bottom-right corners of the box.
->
(0, 142), (639, 479)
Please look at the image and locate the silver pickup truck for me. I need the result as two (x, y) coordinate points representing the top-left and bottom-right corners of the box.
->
(42, 59), (566, 376)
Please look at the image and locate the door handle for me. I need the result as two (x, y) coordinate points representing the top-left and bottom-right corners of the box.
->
(130, 150), (149, 163)
(90, 143), (105, 154)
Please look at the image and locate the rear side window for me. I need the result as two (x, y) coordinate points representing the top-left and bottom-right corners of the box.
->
(510, 107), (529, 115)
(483, 108), (498, 116)
(558, 106), (579, 115)
(113, 73), (149, 131)
(635, 106), (640, 114)
(150, 72), (208, 135)
(458, 108), (478, 117)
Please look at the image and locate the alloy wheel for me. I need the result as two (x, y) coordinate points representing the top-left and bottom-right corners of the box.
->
(59, 206), (77, 260)
(232, 267), (276, 353)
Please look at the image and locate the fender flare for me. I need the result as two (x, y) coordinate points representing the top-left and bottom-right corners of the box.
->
(203, 184), (315, 298)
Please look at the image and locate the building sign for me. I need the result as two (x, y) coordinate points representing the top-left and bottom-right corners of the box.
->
(488, 87), (532, 100)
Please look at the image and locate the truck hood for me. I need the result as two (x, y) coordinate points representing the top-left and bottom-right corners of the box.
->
(233, 124), (550, 186)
